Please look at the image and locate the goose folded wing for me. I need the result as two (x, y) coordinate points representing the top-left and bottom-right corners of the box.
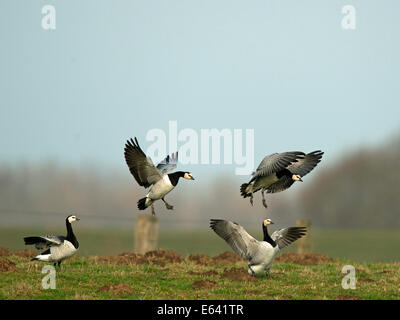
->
(271, 227), (307, 250)
(24, 235), (65, 250)
(210, 219), (257, 260)
(266, 175), (294, 193)
(251, 151), (305, 180)
(124, 137), (163, 188)
(156, 151), (178, 174)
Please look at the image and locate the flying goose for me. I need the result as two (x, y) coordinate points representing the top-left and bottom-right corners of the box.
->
(240, 150), (323, 208)
(124, 137), (195, 215)
(24, 215), (80, 269)
(210, 219), (306, 276)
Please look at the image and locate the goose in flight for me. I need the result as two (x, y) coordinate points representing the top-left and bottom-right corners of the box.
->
(210, 218), (306, 276)
(124, 137), (195, 215)
(24, 215), (80, 269)
(240, 150), (323, 208)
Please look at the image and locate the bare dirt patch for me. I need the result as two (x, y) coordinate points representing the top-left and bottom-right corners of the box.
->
(0, 247), (11, 257)
(0, 257), (17, 272)
(243, 290), (262, 295)
(145, 249), (184, 264)
(275, 253), (333, 265)
(358, 278), (374, 283)
(97, 283), (134, 295)
(187, 254), (214, 266)
(12, 249), (36, 258)
(213, 252), (244, 264)
(220, 268), (256, 282)
(192, 280), (217, 289)
(98, 249), (183, 266)
(336, 294), (363, 300)
(188, 270), (219, 277)
(188, 252), (244, 266)
(379, 270), (393, 274)
(98, 252), (148, 265)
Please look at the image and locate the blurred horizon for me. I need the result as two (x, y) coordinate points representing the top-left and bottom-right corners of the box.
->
(1, 127), (400, 230)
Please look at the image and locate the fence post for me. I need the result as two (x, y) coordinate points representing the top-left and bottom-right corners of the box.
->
(134, 214), (159, 254)
(296, 219), (312, 254)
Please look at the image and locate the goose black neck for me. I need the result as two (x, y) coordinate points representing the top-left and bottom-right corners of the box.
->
(66, 219), (79, 249)
(168, 171), (185, 186)
(263, 224), (276, 247)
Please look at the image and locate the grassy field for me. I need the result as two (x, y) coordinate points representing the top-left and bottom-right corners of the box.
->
(1, 227), (399, 300)
(1, 249), (399, 300)
(1, 227), (400, 262)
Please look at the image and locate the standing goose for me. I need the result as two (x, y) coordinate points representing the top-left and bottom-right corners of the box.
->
(24, 215), (80, 269)
(240, 150), (323, 208)
(124, 137), (195, 215)
(210, 218), (306, 277)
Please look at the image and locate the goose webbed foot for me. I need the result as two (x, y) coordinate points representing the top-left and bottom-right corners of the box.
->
(162, 198), (174, 210)
(261, 189), (268, 209)
(265, 268), (271, 278)
(250, 194), (254, 206)
(151, 204), (156, 216)
(248, 264), (255, 276)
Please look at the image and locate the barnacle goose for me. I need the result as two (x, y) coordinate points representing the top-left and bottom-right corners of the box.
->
(210, 219), (306, 277)
(24, 215), (80, 269)
(124, 137), (195, 215)
(240, 150), (323, 208)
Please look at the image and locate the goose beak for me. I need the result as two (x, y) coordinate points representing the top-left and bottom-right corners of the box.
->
(76, 217), (80, 221)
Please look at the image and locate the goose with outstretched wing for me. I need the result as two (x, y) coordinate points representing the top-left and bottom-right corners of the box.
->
(240, 150), (323, 208)
(124, 137), (194, 215)
(24, 215), (80, 269)
(210, 218), (306, 277)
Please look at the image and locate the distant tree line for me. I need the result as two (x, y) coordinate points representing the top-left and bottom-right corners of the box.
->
(0, 133), (399, 229)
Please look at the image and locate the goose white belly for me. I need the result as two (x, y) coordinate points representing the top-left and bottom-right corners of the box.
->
(45, 241), (78, 262)
(147, 175), (174, 200)
(248, 242), (279, 275)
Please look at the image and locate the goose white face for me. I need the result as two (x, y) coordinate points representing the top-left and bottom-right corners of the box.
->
(67, 215), (80, 223)
(263, 219), (274, 226)
(292, 174), (303, 182)
(183, 172), (195, 180)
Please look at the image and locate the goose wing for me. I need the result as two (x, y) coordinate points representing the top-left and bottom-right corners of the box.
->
(24, 235), (65, 250)
(287, 150), (324, 177)
(210, 219), (259, 260)
(267, 150), (324, 193)
(251, 151), (305, 181)
(270, 227), (307, 250)
(124, 137), (163, 188)
(156, 151), (178, 174)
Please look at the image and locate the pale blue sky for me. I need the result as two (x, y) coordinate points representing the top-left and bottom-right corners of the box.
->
(1, 1), (399, 176)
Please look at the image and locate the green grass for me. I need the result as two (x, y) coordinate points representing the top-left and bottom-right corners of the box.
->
(1, 227), (400, 262)
(1, 253), (400, 300)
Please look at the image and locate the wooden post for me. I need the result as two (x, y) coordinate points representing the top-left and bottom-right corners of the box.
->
(134, 214), (159, 254)
(296, 219), (312, 254)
